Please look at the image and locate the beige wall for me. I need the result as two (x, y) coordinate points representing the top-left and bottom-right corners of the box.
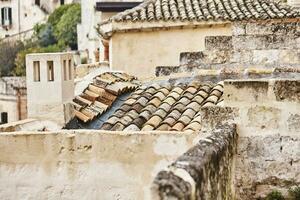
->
(223, 79), (300, 199)
(26, 53), (74, 125)
(110, 24), (232, 78)
(0, 130), (198, 199)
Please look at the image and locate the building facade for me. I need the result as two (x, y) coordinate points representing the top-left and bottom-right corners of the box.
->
(98, 0), (300, 79)
(0, 77), (26, 124)
(0, 0), (76, 41)
(77, 0), (141, 63)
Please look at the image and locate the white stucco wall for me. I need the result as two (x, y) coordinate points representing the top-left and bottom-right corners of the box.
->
(0, 0), (47, 39)
(110, 24), (232, 78)
(26, 52), (74, 125)
(0, 130), (198, 200)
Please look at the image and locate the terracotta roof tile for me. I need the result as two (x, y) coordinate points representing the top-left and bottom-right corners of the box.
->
(100, 79), (224, 132)
(110, 0), (300, 23)
(73, 72), (139, 123)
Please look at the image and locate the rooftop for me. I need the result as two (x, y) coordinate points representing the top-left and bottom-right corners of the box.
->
(104, 0), (300, 24)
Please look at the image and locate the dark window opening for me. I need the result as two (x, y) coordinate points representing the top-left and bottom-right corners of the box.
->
(1, 7), (12, 27)
(35, 0), (40, 6)
(60, 0), (65, 5)
(47, 61), (54, 81)
(0, 112), (8, 124)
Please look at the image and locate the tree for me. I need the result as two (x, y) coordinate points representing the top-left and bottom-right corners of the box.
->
(0, 41), (24, 76)
(54, 3), (81, 50)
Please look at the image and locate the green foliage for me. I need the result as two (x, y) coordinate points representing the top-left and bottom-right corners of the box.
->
(14, 44), (63, 76)
(0, 41), (24, 76)
(266, 190), (285, 200)
(34, 23), (56, 47)
(48, 4), (72, 27)
(0, 3), (81, 76)
(54, 3), (81, 50)
(288, 186), (300, 200)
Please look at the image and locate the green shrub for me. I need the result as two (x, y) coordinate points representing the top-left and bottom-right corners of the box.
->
(54, 3), (81, 50)
(0, 41), (24, 76)
(266, 190), (285, 200)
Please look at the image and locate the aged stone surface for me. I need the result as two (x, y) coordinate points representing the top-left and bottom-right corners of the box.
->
(273, 80), (300, 102)
(287, 114), (300, 131)
(152, 123), (237, 200)
(235, 134), (300, 199)
(205, 36), (233, 50)
(246, 106), (281, 130)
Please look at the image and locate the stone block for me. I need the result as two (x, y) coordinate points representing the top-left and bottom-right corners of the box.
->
(180, 50), (232, 66)
(246, 106), (281, 130)
(244, 21), (300, 35)
(232, 22), (246, 36)
(252, 50), (300, 65)
(273, 80), (300, 103)
(233, 35), (300, 51)
(224, 80), (269, 103)
(287, 114), (300, 132)
(155, 66), (180, 77)
(205, 36), (233, 50)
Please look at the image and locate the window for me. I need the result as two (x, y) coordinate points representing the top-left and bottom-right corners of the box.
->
(63, 60), (67, 81)
(1, 7), (12, 27)
(47, 61), (54, 81)
(60, 0), (65, 5)
(0, 112), (8, 124)
(33, 61), (40, 82)
(35, 0), (40, 6)
(68, 59), (72, 80)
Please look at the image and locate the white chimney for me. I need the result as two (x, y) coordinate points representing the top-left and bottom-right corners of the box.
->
(26, 52), (75, 126)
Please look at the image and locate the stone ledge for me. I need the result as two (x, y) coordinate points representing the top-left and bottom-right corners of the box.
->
(152, 123), (237, 200)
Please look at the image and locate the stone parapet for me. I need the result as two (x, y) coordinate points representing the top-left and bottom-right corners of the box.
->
(151, 123), (237, 200)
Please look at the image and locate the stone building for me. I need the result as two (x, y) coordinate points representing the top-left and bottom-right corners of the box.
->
(98, 0), (300, 78)
(0, 76), (26, 124)
(77, 0), (142, 63)
(0, 0), (77, 41)
(0, 0), (299, 199)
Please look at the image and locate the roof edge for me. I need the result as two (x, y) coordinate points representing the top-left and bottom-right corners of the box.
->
(97, 17), (300, 39)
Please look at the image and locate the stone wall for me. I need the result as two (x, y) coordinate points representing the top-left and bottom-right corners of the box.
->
(0, 130), (197, 199)
(224, 79), (300, 199)
(156, 19), (300, 76)
(151, 123), (237, 200)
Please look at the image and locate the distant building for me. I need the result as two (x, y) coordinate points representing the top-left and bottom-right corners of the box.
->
(77, 0), (142, 63)
(0, 77), (26, 124)
(0, 0), (77, 41)
(97, 0), (300, 78)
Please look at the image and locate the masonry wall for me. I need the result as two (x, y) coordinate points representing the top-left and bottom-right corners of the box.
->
(224, 79), (300, 199)
(0, 130), (197, 199)
(110, 24), (232, 79)
(151, 124), (237, 200)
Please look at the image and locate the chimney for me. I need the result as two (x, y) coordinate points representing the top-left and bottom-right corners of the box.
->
(26, 52), (75, 126)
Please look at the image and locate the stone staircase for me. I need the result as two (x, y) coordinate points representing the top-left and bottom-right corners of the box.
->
(156, 21), (300, 77)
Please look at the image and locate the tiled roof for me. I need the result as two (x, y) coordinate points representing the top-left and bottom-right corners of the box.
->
(72, 72), (140, 123)
(100, 80), (224, 132)
(110, 0), (300, 23)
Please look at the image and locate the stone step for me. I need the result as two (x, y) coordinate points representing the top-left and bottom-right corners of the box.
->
(233, 21), (300, 36)
(180, 50), (233, 66)
(232, 34), (300, 50)
(180, 48), (300, 68)
(205, 36), (233, 51)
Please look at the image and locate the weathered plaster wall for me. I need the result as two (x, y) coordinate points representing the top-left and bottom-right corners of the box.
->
(110, 24), (232, 79)
(224, 79), (300, 199)
(152, 123), (237, 200)
(0, 130), (198, 199)
(26, 53), (74, 126)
